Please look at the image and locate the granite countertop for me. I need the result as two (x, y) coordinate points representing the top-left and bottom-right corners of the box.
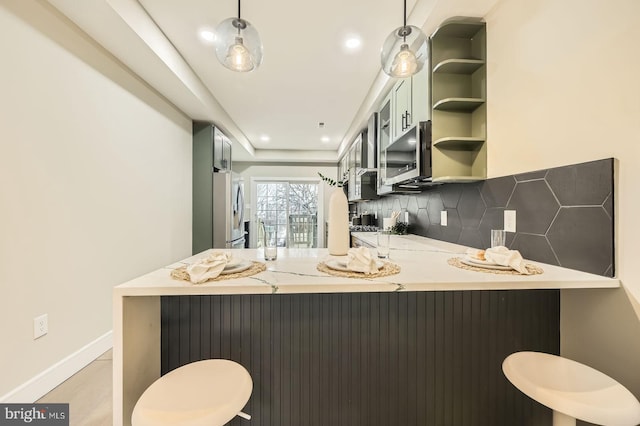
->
(114, 235), (619, 296)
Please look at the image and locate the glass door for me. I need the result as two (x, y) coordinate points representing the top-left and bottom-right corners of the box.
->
(253, 180), (321, 248)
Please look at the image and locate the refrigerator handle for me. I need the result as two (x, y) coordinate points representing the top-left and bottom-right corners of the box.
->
(237, 184), (245, 225)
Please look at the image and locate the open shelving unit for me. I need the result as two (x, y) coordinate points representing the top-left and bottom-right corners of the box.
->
(430, 20), (487, 182)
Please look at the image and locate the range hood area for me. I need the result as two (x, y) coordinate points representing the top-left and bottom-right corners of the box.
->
(380, 120), (434, 193)
(343, 114), (435, 200)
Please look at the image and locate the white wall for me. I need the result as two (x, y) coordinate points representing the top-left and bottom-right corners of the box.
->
(483, 0), (640, 400)
(0, 1), (192, 398)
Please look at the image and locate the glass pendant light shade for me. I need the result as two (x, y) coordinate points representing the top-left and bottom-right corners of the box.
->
(215, 16), (263, 72)
(381, 25), (427, 78)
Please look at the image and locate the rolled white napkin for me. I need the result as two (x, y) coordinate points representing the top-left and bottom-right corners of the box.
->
(484, 246), (530, 274)
(186, 251), (230, 284)
(346, 247), (379, 274)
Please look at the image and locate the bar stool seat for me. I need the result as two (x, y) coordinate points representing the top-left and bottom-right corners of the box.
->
(503, 351), (640, 426)
(132, 359), (252, 426)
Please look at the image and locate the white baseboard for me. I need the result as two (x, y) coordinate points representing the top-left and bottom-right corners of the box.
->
(0, 331), (113, 403)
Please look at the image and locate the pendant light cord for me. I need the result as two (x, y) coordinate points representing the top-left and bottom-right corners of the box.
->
(238, 0), (241, 20)
(402, 0), (407, 42)
(403, 0), (407, 28)
(235, 0), (242, 36)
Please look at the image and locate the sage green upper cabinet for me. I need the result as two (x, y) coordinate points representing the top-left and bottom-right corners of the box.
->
(213, 127), (232, 172)
(393, 78), (412, 140)
(430, 20), (487, 182)
(411, 66), (429, 128)
(338, 150), (349, 188)
(350, 136), (363, 201)
(391, 66), (429, 141)
(377, 93), (393, 195)
(347, 142), (357, 201)
(346, 132), (378, 202)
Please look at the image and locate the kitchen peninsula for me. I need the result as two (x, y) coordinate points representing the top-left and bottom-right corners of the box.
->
(113, 235), (618, 426)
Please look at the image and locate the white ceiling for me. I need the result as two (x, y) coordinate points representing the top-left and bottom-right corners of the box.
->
(46, 0), (497, 162)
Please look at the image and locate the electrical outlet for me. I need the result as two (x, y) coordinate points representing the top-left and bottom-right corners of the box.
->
(441, 210), (448, 226)
(34, 314), (48, 339)
(504, 210), (517, 232)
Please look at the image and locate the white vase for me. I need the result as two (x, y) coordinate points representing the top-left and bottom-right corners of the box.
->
(327, 187), (349, 255)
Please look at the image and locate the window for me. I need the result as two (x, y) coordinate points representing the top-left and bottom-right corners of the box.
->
(251, 179), (323, 248)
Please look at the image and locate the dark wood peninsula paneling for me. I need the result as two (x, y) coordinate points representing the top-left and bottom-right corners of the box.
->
(162, 290), (559, 426)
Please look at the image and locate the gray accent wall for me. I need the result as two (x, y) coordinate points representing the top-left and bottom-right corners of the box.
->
(359, 158), (614, 277)
(162, 290), (560, 426)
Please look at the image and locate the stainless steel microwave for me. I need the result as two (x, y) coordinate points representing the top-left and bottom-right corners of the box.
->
(380, 120), (432, 186)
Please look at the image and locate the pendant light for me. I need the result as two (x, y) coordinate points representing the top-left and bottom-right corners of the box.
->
(380, 0), (427, 78)
(215, 0), (263, 72)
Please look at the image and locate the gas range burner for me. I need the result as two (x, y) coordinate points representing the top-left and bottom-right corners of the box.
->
(350, 225), (379, 232)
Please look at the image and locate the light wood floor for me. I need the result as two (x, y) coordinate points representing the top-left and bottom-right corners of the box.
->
(37, 349), (113, 426)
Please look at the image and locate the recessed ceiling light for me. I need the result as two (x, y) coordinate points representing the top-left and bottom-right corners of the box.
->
(345, 36), (362, 50)
(199, 29), (216, 43)
(260, 135), (270, 142)
(321, 136), (330, 143)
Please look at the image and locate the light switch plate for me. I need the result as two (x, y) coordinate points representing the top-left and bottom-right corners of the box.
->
(441, 210), (448, 226)
(504, 210), (516, 232)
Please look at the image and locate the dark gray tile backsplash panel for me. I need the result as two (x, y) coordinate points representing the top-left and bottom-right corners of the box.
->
(546, 160), (612, 205)
(506, 180), (560, 234)
(547, 207), (613, 276)
(359, 158), (614, 277)
(480, 176), (515, 208)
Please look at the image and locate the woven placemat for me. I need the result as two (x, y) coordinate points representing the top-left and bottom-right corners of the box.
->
(171, 261), (267, 284)
(316, 261), (401, 278)
(448, 257), (543, 275)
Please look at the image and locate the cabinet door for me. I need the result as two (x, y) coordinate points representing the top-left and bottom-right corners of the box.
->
(213, 128), (232, 171)
(354, 136), (362, 199)
(347, 146), (356, 201)
(222, 134), (232, 171)
(411, 66), (430, 123)
(377, 94), (393, 192)
(337, 154), (347, 185)
(213, 128), (224, 171)
(393, 78), (412, 139)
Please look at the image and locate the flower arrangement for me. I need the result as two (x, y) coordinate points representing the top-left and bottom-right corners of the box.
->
(390, 221), (409, 235)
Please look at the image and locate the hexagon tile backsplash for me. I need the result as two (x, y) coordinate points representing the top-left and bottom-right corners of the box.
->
(359, 158), (614, 277)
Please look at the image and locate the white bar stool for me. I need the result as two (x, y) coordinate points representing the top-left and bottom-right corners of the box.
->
(503, 351), (640, 426)
(132, 359), (252, 426)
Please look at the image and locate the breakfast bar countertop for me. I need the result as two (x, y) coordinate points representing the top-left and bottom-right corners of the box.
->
(114, 234), (619, 296)
(112, 233), (619, 426)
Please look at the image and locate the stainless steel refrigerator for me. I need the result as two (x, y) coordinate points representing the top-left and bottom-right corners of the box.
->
(193, 169), (245, 254)
(212, 171), (245, 249)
